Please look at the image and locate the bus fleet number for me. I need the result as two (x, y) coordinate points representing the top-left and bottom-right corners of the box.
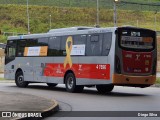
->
(96, 65), (106, 70)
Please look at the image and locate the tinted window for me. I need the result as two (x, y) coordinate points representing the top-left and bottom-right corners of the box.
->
(6, 40), (16, 57)
(48, 36), (62, 56)
(73, 35), (86, 45)
(26, 39), (38, 47)
(102, 32), (112, 56)
(38, 38), (49, 46)
(17, 40), (26, 57)
(61, 36), (68, 56)
(5, 40), (17, 64)
(86, 34), (102, 56)
(7, 47), (16, 58)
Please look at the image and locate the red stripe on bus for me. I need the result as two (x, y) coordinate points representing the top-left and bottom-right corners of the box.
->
(44, 63), (110, 80)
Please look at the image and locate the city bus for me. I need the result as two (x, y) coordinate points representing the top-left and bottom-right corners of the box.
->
(4, 26), (157, 93)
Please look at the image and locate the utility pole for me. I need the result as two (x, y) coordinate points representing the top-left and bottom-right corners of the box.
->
(49, 15), (52, 30)
(137, 20), (139, 27)
(27, 0), (30, 34)
(155, 11), (157, 31)
(113, 0), (118, 27)
(96, 0), (100, 27)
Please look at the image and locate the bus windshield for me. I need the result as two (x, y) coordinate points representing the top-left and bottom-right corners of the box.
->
(118, 27), (156, 51)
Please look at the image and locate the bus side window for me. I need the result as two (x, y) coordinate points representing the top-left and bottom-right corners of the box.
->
(48, 36), (61, 56)
(17, 40), (26, 57)
(7, 47), (16, 58)
(26, 39), (38, 47)
(6, 40), (17, 58)
(86, 34), (102, 56)
(73, 35), (86, 45)
(102, 32), (112, 56)
(5, 40), (17, 64)
(61, 36), (68, 56)
(38, 38), (49, 46)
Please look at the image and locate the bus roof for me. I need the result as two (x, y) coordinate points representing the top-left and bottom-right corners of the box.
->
(48, 26), (94, 33)
(8, 26), (155, 41)
(8, 26), (117, 40)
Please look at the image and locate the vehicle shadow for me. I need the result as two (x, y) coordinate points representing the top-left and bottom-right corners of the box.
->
(20, 84), (150, 97)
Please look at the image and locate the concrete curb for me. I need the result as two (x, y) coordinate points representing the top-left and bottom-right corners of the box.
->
(41, 99), (59, 118)
(0, 80), (14, 83)
(17, 99), (59, 120)
(0, 91), (59, 120)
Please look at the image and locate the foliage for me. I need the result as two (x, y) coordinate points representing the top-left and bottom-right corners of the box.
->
(0, 4), (160, 43)
(0, 35), (7, 43)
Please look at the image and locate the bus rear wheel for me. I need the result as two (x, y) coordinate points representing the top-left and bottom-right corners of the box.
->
(96, 84), (114, 94)
(47, 83), (57, 87)
(65, 73), (84, 93)
(15, 71), (28, 88)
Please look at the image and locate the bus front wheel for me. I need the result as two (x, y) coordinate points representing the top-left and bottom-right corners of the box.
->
(96, 84), (114, 94)
(15, 71), (28, 88)
(65, 73), (84, 93)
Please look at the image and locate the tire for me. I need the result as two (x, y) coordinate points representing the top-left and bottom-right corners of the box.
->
(15, 71), (28, 88)
(47, 83), (57, 87)
(96, 84), (114, 94)
(65, 73), (84, 93)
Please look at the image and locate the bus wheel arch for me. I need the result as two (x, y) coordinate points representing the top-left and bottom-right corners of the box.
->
(15, 68), (28, 88)
(64, 70), (84, 93)
(15, 68), (23, 76)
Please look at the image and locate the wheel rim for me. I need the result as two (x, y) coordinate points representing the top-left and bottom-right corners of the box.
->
(17, 75), (24, 85)
(67, 77), (74, 89)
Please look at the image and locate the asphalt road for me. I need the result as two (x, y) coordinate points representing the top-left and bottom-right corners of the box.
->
(0, 82), (160, 120)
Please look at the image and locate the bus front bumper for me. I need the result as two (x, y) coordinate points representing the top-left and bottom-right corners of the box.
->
(112, 74), (156, 86)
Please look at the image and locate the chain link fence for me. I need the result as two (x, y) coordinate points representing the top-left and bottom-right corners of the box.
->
(0, 0), (160, 11)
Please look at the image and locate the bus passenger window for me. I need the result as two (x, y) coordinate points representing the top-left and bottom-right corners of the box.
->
(5, 40), (17, 64)
(17, 40), (26, 57)
(38, 38), (49, 46)
(8, 47), (16, 57)
(26, 39), (38, 47)
(86, 35), (102, 56)
(48, 36), (61, 56)
(73, 35), (86, 45)
(6, 40), (17, 58)
(102, 32), (112, 56)
(61, 36), (68, 56)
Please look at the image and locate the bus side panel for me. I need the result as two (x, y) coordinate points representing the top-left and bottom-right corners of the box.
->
(46, 57), (79, 84)
(32, 57), (66, 84)
(33, 57), (49, 83)
(4, 61), (15, 80)
(77, 56), (111, 85)
(15, 57), (34, 81)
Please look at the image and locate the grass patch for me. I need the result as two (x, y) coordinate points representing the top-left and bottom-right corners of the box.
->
(0, 4), (160, 43)
(0, 77), (5, 80)
(156, 77), (160, 84)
